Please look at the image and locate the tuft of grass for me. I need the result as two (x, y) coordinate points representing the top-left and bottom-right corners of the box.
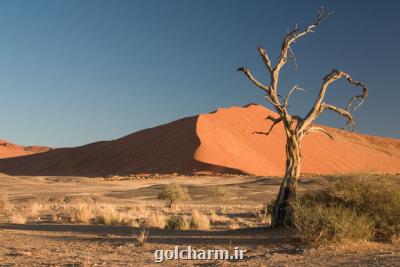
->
(135, 228), (149, 246)
(146, 212), (166, 228)
(158, 183), (191, 207)
(189, 210), (210, 230)
(94, 204), (121, 225)
(228, 220), (240, 230)
(0, 195), (10, 212)
(67, 203), (95, 224)
(209, 210), (231, 224)
(165, 215), (191, 230)
(10, 214), (27, 224)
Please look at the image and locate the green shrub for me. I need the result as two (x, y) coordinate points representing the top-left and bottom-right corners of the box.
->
(291, 173), (400, 245)
(158, 183), (191, 207)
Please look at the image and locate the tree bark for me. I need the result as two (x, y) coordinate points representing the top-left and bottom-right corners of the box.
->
(271, 134), (301, 227)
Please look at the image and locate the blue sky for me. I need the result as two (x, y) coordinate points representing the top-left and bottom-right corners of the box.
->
(0, 0), (399, 147)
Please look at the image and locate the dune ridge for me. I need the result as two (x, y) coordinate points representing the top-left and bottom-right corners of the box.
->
(0, 140), (50, 159)
(0, 104), (399, 176)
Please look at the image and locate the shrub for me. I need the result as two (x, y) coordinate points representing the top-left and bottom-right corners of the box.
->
(306, 174), (400, 240)
(291, 201), (374, 245)
(207, 186), (235, 206)
(158, 183), (191, 207)
(291, 173), (400, 244)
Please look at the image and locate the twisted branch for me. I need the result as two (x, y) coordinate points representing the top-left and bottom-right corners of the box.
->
(305, 126), (334, 140)
(301, 69), (368, 131)
(322, 103), (355, 130)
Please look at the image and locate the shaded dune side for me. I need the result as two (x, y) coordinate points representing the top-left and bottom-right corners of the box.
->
(194, 104), (400, 176)
(0, 116), (243, 176)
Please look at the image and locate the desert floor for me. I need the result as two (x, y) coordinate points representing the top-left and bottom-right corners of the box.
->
(0, 173), (399, 266)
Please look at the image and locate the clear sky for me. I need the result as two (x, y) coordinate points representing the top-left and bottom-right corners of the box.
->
(0, 0), (399, 147)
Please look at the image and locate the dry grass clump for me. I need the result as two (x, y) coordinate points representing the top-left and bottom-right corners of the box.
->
(228, 220), (240, 230)
(26, 202), (48, 219)
(2, 199), (49, 224)
(0, 195), (10, 211)
(165, 210), (210, 230)
(146, 212), (166, 228)
(135, 228), (149, 246)
(10, 213), (27, 224)
(65, 203), (138, 226)
(158, 183), (191, 207)
(209, 210), (231, 224)
(291, 173), (400, 245)
(94, 204), (123, 225)
(189, 210), (210, 230)
(166, 215), (191, 230)
(67, 203), (95, 224)
(256, 212), (271, 225)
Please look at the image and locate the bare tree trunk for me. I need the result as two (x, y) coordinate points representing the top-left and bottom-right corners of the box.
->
(271, 134), (301, 227)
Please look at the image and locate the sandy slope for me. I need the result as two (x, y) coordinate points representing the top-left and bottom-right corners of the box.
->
(0, 104), (399, 176)
(195, 104), (400, 175)
(0, 140), (50, 159)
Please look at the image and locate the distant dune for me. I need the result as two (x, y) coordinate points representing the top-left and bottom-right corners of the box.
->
(0, 104), (399, 176)
(0, 140), (50, 159)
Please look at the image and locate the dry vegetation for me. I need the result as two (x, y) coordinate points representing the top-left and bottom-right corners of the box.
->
(0, 173), (399, 265)
(290, 173), (400, 245)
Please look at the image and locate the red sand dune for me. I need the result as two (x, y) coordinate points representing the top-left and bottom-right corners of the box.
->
(0, 140), (50, 159)
(0, 104), (399, 176)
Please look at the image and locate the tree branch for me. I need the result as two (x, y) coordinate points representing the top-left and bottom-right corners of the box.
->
(301, 69), (368, 131)
(284, 85), (304, 108)
(305, 126), (334, 140)
(275, 8), (333, 74)
(237, 67), (270, 93)
(257, 46), (273, 73)
(321, 103), (355, 130)
(345, 77), (368, 110)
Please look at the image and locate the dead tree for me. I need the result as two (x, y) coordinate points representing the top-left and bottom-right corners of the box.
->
(238, 9), (368, 228)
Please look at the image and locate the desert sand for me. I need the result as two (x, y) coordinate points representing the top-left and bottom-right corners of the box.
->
(0, 104), (399, 177)
(0, 173), (399, 266)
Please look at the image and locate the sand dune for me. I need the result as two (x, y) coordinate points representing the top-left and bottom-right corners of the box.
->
(0, 104), (399, 176)
(0, 140), (50, 159)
